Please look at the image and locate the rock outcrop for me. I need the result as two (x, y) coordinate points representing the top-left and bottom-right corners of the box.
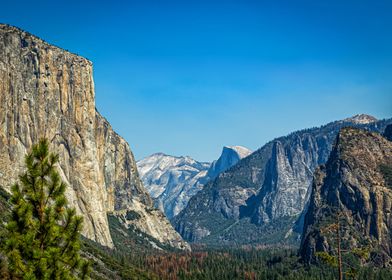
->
(206, 146), (252, 180)
(300, 127), (392, 265)
(173, 116), (392, 245)
(0, 24), (188, 250)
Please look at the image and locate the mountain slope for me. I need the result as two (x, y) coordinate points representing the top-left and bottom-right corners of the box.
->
(0, 24), (188, 250)
(137, 146), (252, 219)
(300, 126), (392, 265)
(0, 186), (158, 279)
(173, 115), (392, 245)
(137, 153), (210, 219)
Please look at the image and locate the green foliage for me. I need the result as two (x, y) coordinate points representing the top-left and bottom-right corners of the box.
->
(179, 212), (300, 247)
(315, 210), (371, 280)
(138, 247), (392, 280)
(2, 186), (391, 280)
(108, 213), (175, 254)
(316, 252), (338, 268)
(0, 139), (90, 280)
(80, 237), (157, 280)
(125, 210), (141, 221)
(352, 247), (370, 261)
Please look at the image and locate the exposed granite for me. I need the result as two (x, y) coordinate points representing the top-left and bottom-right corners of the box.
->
(174, 116), (392, 245)
(300, 128), (392, 265)
(0, 24), (188, 250)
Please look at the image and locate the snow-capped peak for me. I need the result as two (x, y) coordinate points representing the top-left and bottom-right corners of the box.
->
(136, 146), (251, 219)
(207, 145), (252, 180)
(136, 153), (210, 219)
(343, 114), (377, 124)
(224, 145), (252, 159)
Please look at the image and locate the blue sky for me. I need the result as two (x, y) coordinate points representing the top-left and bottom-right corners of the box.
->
(1, 0), (391, 161)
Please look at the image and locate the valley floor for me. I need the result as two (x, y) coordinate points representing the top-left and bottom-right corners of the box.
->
(84, 241), (392, 280)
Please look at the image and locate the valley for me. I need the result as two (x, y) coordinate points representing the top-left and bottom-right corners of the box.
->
(0, 23), (391, 280)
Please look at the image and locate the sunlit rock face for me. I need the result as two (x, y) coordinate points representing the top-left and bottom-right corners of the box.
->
(0, 24), (189, 250)
(206, 146), (252, 180)
(300, 128), (392, 266)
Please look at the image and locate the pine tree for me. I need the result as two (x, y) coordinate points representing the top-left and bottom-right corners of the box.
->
(316, 210), (370, 280)
(1, 139), (90, 279)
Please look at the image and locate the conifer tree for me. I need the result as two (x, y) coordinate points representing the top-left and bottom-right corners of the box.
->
(316, 209), (370, 280)
(1, 139), (90, 279)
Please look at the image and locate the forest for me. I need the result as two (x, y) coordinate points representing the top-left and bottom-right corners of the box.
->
(83, 240), (392, 280)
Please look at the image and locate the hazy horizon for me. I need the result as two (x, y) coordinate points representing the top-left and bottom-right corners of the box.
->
(1, 0), (391, 161)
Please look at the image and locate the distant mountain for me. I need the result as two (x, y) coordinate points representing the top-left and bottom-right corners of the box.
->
(137, 146), (252, 219)
(300, 126), (392, 266)
(137, 153), (210, 219)
(173, 115), (392, 246)
(206, 146), (252, 180)
(341, 114), (378, 124)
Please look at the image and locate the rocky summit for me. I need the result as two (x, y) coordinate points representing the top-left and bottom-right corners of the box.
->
(0, 24), (188, 250)
(206, 146), (252, 180)
(173, 116), (392, 245)
(137, 146), (252, 220)
(300, 127), (392, 266)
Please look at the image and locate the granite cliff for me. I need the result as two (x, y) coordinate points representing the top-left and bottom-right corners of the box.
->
(300, 126), (392, 265)
(0, 24), (188, 250)
(174, 115), (392, 245)
(206, 146), (252, 180)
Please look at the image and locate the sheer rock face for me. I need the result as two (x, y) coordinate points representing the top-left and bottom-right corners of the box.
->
(206, 146), (252, 180)
(0, 24), (188, 250)
(174, 117), (392, 244)
(300, 128), (392, 265)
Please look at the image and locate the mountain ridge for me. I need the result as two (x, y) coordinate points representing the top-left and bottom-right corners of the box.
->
(137, 145), (252, 219)
(173, 115), (392, 245)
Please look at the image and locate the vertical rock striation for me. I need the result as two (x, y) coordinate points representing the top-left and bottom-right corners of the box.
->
(206, 146), (252, 180)
(300, 127), (392, 265)
(0, 24), (188, 250)
(174, 115), (392, 245)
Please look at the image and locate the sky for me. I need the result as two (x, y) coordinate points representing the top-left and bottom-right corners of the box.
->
(1, 0), (391, 161)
